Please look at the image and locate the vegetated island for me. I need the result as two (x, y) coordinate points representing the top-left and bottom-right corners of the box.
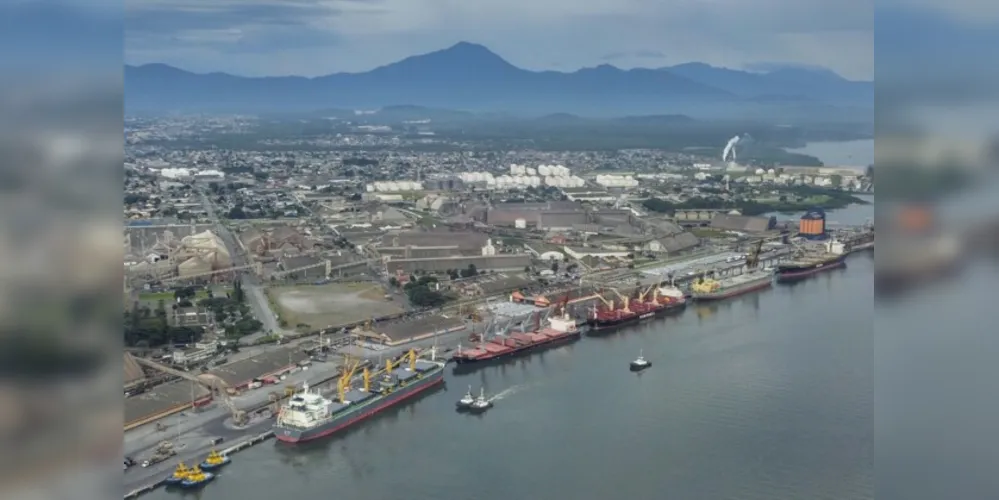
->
(642, 186), (871, 217)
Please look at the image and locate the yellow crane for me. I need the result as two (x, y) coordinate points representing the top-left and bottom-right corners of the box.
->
(336, 357), (362, 402)
(608, 288), (631, 312)
(593, 292), (615, 309)
(637, 283), (657, 302)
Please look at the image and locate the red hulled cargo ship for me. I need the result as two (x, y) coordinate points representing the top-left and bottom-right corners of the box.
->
(587, 285), (686, 332)
(451, 307), (580, 366)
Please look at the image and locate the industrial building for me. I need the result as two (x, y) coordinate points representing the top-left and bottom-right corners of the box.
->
(124, 226), (240, 283)
(673, 209), (730, 225)
(354, 316), (465, 346)
(239, 225), (310, 257)
(709, 213), (777, 233)
(385, 254), (532, 275)
(378, 230), (491, 258)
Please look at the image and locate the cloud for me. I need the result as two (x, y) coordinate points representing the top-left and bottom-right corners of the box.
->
(125, 0), (874, 79)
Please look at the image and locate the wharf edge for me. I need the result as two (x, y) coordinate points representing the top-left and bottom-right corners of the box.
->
(124, 430), (275, 499)
(123, 245), (874, 499)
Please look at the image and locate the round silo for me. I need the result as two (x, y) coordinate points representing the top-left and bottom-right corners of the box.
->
(799, 208), (826, 239)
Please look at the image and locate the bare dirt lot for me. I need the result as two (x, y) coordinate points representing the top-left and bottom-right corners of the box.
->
(267, 283), (404, 329)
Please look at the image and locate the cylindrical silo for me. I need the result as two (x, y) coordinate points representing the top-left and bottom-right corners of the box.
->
(799, 208), (826, 239)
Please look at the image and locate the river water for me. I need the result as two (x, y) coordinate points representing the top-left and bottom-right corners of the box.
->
(786, 139), (873, 168)
(146, 202), (875, 500)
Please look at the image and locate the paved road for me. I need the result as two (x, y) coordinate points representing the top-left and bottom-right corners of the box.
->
(197, 188), (287, 341)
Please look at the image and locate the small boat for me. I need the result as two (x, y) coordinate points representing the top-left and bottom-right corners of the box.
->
(630, 350), (651, 372)
(163, 462), (190, 486)
(180, 465), (215, 488)
(468, 387), (493, 414)
(455, 385), (475, 410)
(199, 449), (231, 471)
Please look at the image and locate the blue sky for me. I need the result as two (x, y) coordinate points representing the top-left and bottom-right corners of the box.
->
(121, 0), (995, 82)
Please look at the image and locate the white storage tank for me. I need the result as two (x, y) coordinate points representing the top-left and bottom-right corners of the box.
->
(514, 218), (527, 229)
(529, 175), (541, 187)
(366, 184), (375, 192)
(538, 165), (551, 176)
(510, 164), (519, 175)
(525, 167), (536, 176)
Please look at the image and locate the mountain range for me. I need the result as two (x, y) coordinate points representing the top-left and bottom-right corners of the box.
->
(125, 42), (872, 120)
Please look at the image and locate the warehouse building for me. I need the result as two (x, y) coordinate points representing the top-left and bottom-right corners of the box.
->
(385, 254), (531, 275)
(354, 316), (466, 346)
(709, 214), (777, 233)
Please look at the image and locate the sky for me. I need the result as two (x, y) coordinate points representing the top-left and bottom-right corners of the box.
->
(121, 0), (995, 81)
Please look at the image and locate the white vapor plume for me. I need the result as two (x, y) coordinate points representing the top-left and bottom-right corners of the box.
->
(722, 135), (741, 161)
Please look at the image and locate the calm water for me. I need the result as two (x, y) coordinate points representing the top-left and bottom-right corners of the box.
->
(766, 194), (874, 225)
(150, 212), (875, 500)
(787, 139), (874, 168)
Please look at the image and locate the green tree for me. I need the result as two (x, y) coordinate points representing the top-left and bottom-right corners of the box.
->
(233, 279), (245, 304)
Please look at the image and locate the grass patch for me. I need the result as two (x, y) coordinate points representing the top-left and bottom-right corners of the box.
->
(688, 227), (731, 238)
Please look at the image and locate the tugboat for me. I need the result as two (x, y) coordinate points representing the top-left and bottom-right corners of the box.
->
(467, 387), (493, 414)
(630, 350), (651, 372)
(163, 462), (190, 486)
(199, 449), (231, 471)
(180, 465), (215, 488)
(455, 385), (475, 411)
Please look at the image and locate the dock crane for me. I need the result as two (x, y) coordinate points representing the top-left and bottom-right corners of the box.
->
(745, 239), (764, 269)
(608, 288), (632, 313)
(336, 357), (362, 402)
(132, 356), (247, 425)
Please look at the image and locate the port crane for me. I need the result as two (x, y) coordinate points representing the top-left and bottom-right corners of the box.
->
(132, 356), (247, 425)
(607, 288), (632, 313)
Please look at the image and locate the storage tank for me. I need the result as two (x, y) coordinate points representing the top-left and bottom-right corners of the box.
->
(515, 165), (526, 175)
(514, 218), (527, 229)
(529, 175), (541, 187)
(525, 167), (536, 176)
(799, 208), (827, 240)
(538, 165), (551, 176)
(366, 184), (375, 192)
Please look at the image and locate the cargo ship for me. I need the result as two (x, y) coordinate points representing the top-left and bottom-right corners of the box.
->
(451, 303), (580, 365)
(691, 239), (772, 301)
(690, 269), (773, 301)
(776, 238), (847, 282)
(273, 349), (444, 443)
(587, 284), (686, 331)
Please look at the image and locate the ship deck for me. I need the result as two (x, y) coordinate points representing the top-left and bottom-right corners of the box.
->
(783, 253), (840, 267)
(327, 361), (442, 412)
(715, 270), (771, 287)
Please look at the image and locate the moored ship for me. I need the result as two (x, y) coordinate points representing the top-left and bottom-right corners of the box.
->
(273, 349), (444, 444)
(776, 238), (847, 282)
(690, 269), (773, 301)
(451, 302), (581, 366)
(587, 284), (686, 331)
(691, 239), (773, 301)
